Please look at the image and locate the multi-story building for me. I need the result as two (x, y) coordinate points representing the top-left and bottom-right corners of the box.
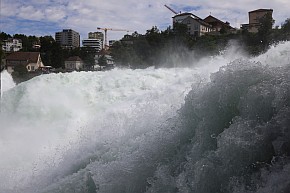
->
(173, 13), (213, 37)
(241, 9), (273, 33)
(88, 32), (104, 40)
(55, 29), (80, 49)
(82, 32), (104, 52)
(204, 15), (235, 33)
(2, 38), (22, 52)
(82, 39), (103, 52)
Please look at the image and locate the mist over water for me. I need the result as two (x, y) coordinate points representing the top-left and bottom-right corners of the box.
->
(1, 70), (16, 96)
(1, 42), (290, 193)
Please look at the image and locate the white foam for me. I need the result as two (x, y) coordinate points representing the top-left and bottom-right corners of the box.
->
(1, 41), (290, 193)
(1, 70), (16, 96)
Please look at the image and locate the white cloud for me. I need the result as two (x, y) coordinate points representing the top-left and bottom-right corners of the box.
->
(18, 5), (45, 20)
(1, 0), (20, 17)
(44, 6), (67, 22)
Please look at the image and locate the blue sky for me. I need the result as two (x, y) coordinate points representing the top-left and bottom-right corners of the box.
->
(1, 0), (290, 42)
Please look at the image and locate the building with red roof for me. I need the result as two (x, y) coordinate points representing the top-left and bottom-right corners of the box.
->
(5, 52), (44, 73)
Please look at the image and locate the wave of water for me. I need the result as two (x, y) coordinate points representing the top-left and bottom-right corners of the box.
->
(1, 42), (290, 193)
(1, 70), (16, 96)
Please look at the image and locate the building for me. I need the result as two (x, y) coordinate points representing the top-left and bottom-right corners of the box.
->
(173, 13), (200, 23)
(82, 32), (104, 52)
(204, 15), (235, 33)
(121, 35), (134, 45)
(64, 56), (83, 71)
(109, 40), (117, 47)
(5, 52), (44, 73)
(95, 54), (114, 70)
(82, 39), (103, 52)
(241, 9), (273, 33)
(2, 38), (22, 52)
(173, 13), (213, 36)
(88, 32), (104, 40)
(55, 29), (80, 49)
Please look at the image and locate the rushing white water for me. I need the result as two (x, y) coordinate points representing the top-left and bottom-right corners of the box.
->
(1, 70), (16, 96)
(1, 42), (290, 193)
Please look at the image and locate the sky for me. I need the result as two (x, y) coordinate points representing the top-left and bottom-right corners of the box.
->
(1, 0), (290, 42)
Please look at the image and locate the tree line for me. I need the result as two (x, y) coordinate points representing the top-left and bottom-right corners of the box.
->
(111, 15), (290, 68)
(1, 15), (290, 71)
(0, 34), (97, 70)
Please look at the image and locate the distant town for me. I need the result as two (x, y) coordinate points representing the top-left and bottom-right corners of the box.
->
(1, 7), (290, 83)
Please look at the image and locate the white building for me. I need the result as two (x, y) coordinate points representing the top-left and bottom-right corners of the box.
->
(173, 13), (213, 36)
(64, 56), (84, 71)
(82, 32), (104, 52)
(2, 38), (22, 52)
(82, 39), (103, 52)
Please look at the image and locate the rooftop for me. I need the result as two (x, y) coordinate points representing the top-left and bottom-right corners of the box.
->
(6, 52), (39, 63)
(249, 9), (273, 13)
(65, 56), (83, 61)
(173, 12), (202, 20)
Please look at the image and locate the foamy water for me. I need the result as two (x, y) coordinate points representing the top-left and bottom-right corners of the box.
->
(1, 70), (16, 96)
(1, 42), (290, 193)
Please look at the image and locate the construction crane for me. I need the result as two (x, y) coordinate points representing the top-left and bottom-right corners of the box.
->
(164, 4), (178, 15)
(97, 27), (133, 49)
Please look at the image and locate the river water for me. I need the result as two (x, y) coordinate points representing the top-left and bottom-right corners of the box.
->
(1, 42), (290, 193)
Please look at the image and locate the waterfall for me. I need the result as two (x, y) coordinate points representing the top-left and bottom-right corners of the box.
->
(1, 42), (290, 193)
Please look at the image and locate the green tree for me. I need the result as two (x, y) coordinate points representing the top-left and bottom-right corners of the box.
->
(259, 13), (275, 33)
(11, 64), (29, 83)
(0, 32), (12, 41)
(39, 36), (66, 69)
(80, 47), (97, 70)
(173, 22), (188, 36)
(0, 41), (4, 71)
(0, 33), (10, 71)
(98, 55), (107, 67)
(219, 26), (227, 34)
(51, 42), (64, 69)
(131, 31), (141, 38)
(111, 41), (132, 67)
(132, 37), (151, 67)
(28, 35), (40, 51)
(145, 26), (162, 48)
(83, 54), (95, 70)
(70, 47), (81, 57)
(39, 36), (55, 66)
(257, 12), (275, 50)
(40, 36), (55, 52)
(281, 18), (290, 33)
